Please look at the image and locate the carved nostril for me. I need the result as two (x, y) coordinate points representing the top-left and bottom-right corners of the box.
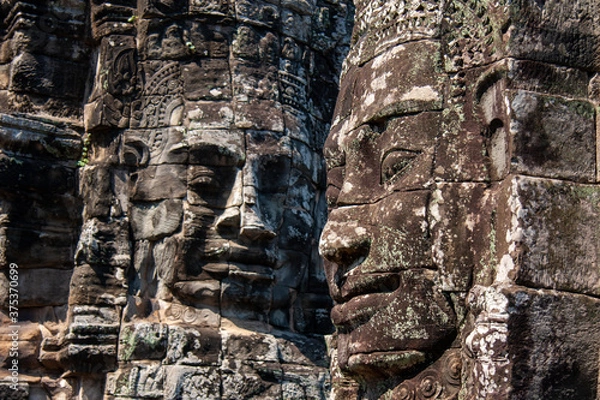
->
(323, 240), (370, 270)
(215, 207), (240, 234)
(240, 204), (276, 241)
(319, 221), (371, 269)
(319, 223), (371, 302)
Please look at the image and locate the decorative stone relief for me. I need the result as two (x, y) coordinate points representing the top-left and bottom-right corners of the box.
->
(84, 35), (138, 132)
(2, 0), (600, 399)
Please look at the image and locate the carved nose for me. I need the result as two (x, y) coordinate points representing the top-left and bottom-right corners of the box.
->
(239, 187), (276, 241)
(319, 219), (371, 270)
(215, 207), (240, 233)
(240, 207), (276, 241)
(319, 218), (371, 301)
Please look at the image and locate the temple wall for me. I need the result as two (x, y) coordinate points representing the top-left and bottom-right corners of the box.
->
(1, 1), (600, 399)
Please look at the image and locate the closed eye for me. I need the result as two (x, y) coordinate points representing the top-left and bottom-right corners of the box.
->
(381, 150), (421, 185)
(189, 166), (221, 192)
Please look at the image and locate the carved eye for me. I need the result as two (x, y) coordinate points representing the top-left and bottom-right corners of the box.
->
(257, 157), (289, 193)
(381, 150), (421, 185)
(189, 166), (221, 192)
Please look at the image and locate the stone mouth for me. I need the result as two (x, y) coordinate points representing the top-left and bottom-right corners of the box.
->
(330, 291), (393, 329)
(227, 263), (275, 282)
(339, 272), (400, 301)
(344, 350), (428, 378)
(331, 272), (406, 325)
(201, 240), (279, 268)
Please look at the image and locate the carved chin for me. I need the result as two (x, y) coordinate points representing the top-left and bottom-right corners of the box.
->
(332, 270), (458, 378)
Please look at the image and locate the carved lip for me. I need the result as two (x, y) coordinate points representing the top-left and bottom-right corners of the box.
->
(330, 271), (403, 323)
(339, 272), (400, 301)
(199, 262), (275, 282)
(331, 291), (394, 329)
(346, 350), (427, 376)
(228, 263), (275, 282)
(201, 240), (278, 268)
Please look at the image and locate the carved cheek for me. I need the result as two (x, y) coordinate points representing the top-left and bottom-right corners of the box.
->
(341, 270), (457, 355)
(357, 191), (433, 274)
(338, 128), (385, 205)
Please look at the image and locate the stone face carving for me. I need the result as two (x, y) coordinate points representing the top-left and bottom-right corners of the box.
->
(0, 0), (353, 398)
(320, 0), (600, 399)
(2, 0), (600, 399)
(319, 21), (465, 400)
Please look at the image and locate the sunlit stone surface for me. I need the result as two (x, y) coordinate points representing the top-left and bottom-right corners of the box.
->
(2, 1), (600, 399)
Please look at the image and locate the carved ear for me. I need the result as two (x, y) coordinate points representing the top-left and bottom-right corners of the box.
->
(475, 65), (508, 126)
(121, 137), (150, 167)
(163, 97), (184, 127)
(475, 64), (510, 181)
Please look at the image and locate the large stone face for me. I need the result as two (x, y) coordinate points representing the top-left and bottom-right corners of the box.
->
(320, 0), (600, 399)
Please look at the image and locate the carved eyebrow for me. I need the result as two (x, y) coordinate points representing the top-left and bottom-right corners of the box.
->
(189, 142), (245, 167)
(187, 130), (245, 165)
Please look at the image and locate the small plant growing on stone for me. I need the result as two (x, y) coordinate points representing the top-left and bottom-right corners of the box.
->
(186, 41), (196, 53)
(77, 134), (91, 167)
